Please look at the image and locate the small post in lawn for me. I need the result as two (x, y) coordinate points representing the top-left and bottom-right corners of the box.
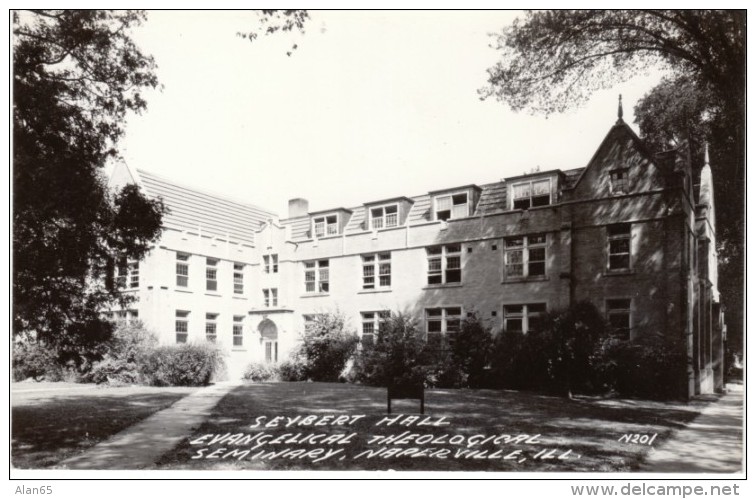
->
(387, 379), (425, 414)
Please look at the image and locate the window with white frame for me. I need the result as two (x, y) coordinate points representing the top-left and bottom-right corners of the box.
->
(176, 253), (190, 287)
(503, 303), (546, 333)
(425, 307), (462, 341)
(263, 288), (278, 307)
(512, 179), (551, 209)
(313, 215), (338, 238)
(607, 223), (631, 271)
(206, 258), (218, 291)
(233, 263), (244, 294)
(304, 260), (329, 293)
(434, 193), (469, 221)
(117, 259), (139, 289)
(205, 313), (218, 342)
(263, 254), (279, 274)
(607, 299), (631, 339)
(427, 244), (462, 285)
(504, 234), (546, 278)
(175, 310), (189, 343)
(610, 168), (629, 194)
(362, 253), (391, 289)
(233, 315), (244, 347)
(361, 310), (390, 345)
(370, 205), (399, 229)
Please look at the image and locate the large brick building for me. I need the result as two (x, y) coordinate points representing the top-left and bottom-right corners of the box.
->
(108, 112), (725, 398)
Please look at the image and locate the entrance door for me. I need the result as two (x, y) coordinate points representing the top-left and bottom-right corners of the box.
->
(258, 318), (279, 363)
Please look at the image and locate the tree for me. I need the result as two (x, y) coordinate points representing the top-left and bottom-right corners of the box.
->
(481, 10), (745, 358)
(13, 10), (164, 362)
(238, 10), (310, 56)
(298, 311), (359, 381)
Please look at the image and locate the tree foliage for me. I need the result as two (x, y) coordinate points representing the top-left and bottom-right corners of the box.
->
(13, 10), (165, 360)
(299, 310), (359, 382)
(238, 10), (310, 56)
(482, 10), (745, 355)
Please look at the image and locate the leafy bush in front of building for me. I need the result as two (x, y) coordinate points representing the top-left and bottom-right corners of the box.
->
(139, 342), (225, 387)
(598, 334), (687, 400)
(449, 313), (495, 388)
(353, 312), (430, 387)
(489, 302), (609, 397)
(299, 311), (360, 382)
(12, 340), (63, 382)
(278, 357), (308, 381)
(242, 362), (280, 382)
(84, 321), (158, 385)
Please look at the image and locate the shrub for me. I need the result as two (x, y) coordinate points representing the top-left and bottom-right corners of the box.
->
(243, 362), (280, 382)
(299, 311), (360, 382)
(84, 321), (158, 385)
(598, 334), (687, 400)
(354, 312), (429, 387)
(489, 301), (609, 397)
(278, 357), (308, 381)
(12, 340), (62, 382)
(449, 313), (495, 388)
(139, 342), (225, 386)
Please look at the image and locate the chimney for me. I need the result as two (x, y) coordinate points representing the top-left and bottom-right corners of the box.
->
(288, 198), (309, 218)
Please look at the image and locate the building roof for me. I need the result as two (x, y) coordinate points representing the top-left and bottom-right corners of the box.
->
(136, 169), (277, 245)
(282, 167), (586, 240)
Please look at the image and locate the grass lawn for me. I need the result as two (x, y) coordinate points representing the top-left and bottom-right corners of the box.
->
(12, 382), (197, 469)
(156, 382), (707, 472)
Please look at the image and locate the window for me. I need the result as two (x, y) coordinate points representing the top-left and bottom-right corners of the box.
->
(265, 341), (278, 363)
(361, 311), (389, 346)
(233, 263), (244, 294)
(425, 307), (462, 341)
(128, 309), (139, 324)
(206, 258), (218, 291)
(117, 260), (139, 289)
(205, 313), (218, 342)
(371, 205), (399, 229)
(304, 260), (329, 293)
(263, 254), (279, 274)
(313, 215), (338, 238)
(362, 253), (391, 289)
(435, 193), (469, 221)
(175, 310), (189, 343)
(610, 168), (629, 194)
(427, 244), (462, 285)
(504, 234), (546, 278)
(503, 303), (546, 333)
(263, 288), (278, 307)
(608, 224), (631, 271)
(607, 299), (631, 339)
(512, 179), (551, 209)
(233, 315), (244, 347)
(176, 253), (190, 287)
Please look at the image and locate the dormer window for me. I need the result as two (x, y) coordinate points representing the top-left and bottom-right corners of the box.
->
(610, 168), (629, 194)
(512, 179), (551, 209)
(435, 193), (469, 221)
(313, 215), (338, 238)
(370, 205), (398, 229)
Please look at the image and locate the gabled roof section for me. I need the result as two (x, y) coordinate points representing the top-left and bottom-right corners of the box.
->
(567, 120), (656, 191)
(137, 169), (277, 245)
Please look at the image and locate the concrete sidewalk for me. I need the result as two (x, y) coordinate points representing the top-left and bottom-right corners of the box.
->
(59, 381), (240, 470)
(640, 384), (743, 473)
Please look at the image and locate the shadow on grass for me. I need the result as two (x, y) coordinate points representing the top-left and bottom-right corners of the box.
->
(156, 382), (706, 472)
(12, 390), (192, 469)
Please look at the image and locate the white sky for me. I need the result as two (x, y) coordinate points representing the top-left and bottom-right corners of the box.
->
(120, 10), (667, 217)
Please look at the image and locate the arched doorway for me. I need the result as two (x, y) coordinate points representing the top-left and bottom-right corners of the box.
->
(258, 318), (278, 363)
